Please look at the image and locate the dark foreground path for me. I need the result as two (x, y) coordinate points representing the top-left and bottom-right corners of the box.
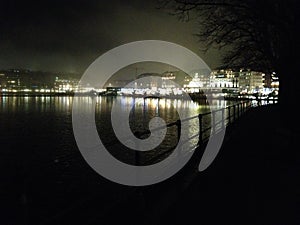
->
(1, 104), (299, 225)
(86, 104), (300, 225)
(103, 104), (300, 225)
(158, 104), (300, 225)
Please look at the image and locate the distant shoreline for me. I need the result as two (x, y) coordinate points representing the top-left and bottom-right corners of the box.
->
(0, 92), (278, 102)
(0, 92), (76, 97)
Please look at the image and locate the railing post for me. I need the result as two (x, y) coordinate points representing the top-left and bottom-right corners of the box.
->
(242, 102), (244, 114)
(233, 105), (236, 122)
(241, 102), (243, 115)
(228, 106), (231, 124)
(176, 119), (181, 143)
(134, 131), (141, 166)
(212, 111), (215, 135)
(240, 103), (242, 117)
(198, 114), (203, 146)
(222, 108), (225, 129)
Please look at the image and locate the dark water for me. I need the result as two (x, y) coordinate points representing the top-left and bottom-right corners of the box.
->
(0, 96), (232, 225)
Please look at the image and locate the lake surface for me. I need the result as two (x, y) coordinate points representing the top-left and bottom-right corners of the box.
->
(0, 96), (234, 225)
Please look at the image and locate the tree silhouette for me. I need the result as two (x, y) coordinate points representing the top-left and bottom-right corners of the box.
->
(159, 0), (299, 130)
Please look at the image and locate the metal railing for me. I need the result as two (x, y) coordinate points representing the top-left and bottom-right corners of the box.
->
(133, 100), (252, 147)
(99, 100), (253, 165)
(196, 100), (252, 144)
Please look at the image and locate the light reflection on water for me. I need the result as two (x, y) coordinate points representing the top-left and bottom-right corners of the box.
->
(0, 95), (229, 113)
(0, 96), (233, 164)
(0, 95), (237, 223)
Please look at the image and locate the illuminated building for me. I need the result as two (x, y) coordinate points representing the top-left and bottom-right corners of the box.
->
(184, 72), (210, 93)
(270, 72), (279, 90)
(0, 70), (22, 92)
(0, 73), (6, 89)
(238, 69), (264, 93)
(54, 77), (79, 93)
(209, 69), (238, 88)
(161, 71), (176, 89)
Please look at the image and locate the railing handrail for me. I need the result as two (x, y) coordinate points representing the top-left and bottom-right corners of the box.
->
(104, 100), (252, 147)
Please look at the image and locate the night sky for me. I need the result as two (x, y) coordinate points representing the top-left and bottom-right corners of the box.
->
(0, 0), (222, 74)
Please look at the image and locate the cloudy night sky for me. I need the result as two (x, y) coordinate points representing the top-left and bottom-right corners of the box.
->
(0, 0), (223, 74)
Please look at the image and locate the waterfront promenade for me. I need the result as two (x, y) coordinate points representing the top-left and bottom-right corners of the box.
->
(159, 104), (299, 225)
(99, 104), (300, 225)
(1, 102), (299, 225)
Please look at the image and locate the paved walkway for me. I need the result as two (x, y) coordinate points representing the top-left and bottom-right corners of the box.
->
(79, 104), (300, 225)
(82, 104), (300, 225)
(158, 104), (300, 225)
(3, 104), (299, 225)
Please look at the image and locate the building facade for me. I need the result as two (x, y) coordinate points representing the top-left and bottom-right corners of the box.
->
(238, 70), (264, 93)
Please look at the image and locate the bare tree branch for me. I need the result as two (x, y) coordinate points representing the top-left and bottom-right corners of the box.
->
(158, 0), (298, 74)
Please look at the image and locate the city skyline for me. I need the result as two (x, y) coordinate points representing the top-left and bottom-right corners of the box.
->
(0, 66), (279, 96)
